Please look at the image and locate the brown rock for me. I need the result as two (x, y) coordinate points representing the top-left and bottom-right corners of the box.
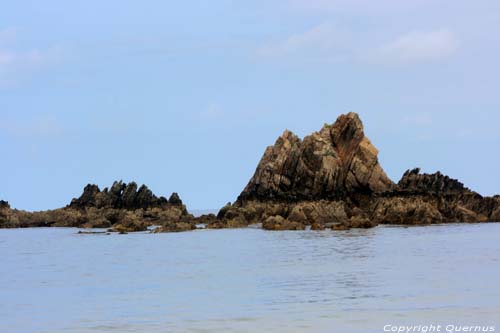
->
(1, 181), (192, 230)
(109, 211), (148, 232)
(372, 197), (443, 225)
(491, 201), (500, 222)
(287, 205), (308, 224)
(238, 112), (394, 202)
(348, 215), (377, 228)
(221, 113), (500, 229)
(262, 215), (305, 230)
(310, 223), (326, 230)
(331, 223), (350, 231)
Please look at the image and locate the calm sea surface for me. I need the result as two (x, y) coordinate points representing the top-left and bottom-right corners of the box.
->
(1, 223), (499, 333)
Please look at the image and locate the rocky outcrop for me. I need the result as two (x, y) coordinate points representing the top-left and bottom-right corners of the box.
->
(492, 197), (500, 221)
(217, 112), (500, 229)
(68, 181), (182, 210)
(0, 181), (192, 232)
(262, 215), (305, 231)
(216, 112), (395, 229)
(397, 168), (470, 194)
(2, 113), (499, 233)
(0, 201), (55, 228)
(371, 169), (499, 225)
(239, 112), (394, 202)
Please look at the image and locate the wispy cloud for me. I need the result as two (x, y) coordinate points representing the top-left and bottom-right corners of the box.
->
(0, 115), (66, 139)
(259, 24), (460, 67)
(0, 27), (17, 45)
(257, 23), (352, 62)
(289, 0), (435, 13)
(197, 104), (224, 120)
(401, 113), (433, 127)
(0, 27), (64, 88)
(365, 29), (459, 65)
(290, 0), (371, 11)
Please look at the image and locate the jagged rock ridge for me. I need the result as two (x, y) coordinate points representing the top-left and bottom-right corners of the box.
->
(397, 168), (470, 194)
(0, 181), (192, 232)
(69, 180), (183, 209)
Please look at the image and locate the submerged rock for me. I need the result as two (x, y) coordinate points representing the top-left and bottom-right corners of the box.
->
(151, 221), (196, 233)
(77, 230), (109, 235)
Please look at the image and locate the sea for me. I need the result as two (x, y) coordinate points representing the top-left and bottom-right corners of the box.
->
(1, 223), (499, 333)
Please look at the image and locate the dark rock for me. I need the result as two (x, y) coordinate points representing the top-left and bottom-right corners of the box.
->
(135, 185), (155, 208)
(151, 222), (196, 233)
(168, 192), (183, 205)
(0, 200), (10, 209)
(70, 184), (100, 207)
(122, 182), (139, 208)
(69, 180), (181, 210)
(216, 202), (232, 219)
(397, 168), (470, 194)
(77, 230), (108, 235)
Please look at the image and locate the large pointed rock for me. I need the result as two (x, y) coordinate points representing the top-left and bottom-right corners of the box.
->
(238, 112), (394, 202)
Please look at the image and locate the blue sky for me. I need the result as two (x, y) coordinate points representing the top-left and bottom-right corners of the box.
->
(1, 0), (499, 211)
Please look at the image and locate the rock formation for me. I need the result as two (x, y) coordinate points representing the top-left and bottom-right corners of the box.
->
(2, 112), (499, 233)
(372, 169), (500, 225)
(216, 112), (500, 230)
(68, 181), (183, 210)
(238, 112), (394, 202)
(0, 181), (195, 232)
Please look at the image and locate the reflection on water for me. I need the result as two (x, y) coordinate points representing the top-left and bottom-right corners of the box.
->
(1, 224), (499, 333)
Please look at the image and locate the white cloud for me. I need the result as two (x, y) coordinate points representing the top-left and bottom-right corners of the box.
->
(0, 46), (63, 88)
(0, 28), (63, 88)
(291, 0), (365, 11)
(0, 27), (17, 45)
(258, 23), (351, 61)
(0, 50), (15, 66)
(258, 24), (459, 66)
(0, 46), (63, 70)
(197, 104), (225, 121)
(401, 113), (433, 126)
(0, 115), (65, 138)
(289, 0), (435, 14)
(366, 29), (459, 65)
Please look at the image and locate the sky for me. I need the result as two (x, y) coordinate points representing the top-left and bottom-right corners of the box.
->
(1, 0), (500, 211)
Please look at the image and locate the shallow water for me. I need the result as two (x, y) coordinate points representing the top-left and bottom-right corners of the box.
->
(1, 223), (499, 333)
